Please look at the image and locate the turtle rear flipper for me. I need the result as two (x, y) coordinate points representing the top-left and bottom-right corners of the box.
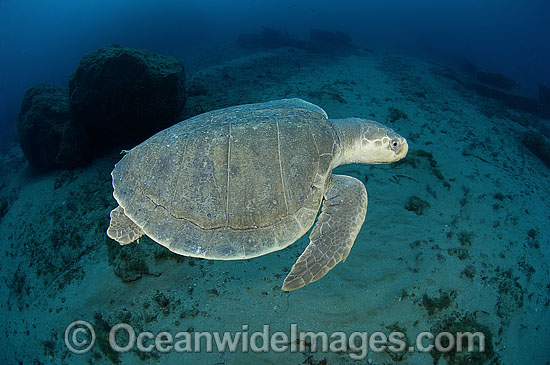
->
(107, 206), (144, 245)
(282, 175), (368, 290)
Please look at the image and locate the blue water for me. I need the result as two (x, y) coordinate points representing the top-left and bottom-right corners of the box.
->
(1, 0), (549, 140)
(1, 1), (550, 364)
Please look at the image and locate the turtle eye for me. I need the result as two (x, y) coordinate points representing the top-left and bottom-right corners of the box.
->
(391, 139), (400, 149)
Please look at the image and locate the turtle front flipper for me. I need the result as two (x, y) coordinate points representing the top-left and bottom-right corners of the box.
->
(107, 206), (144, 245)
(282, 175), (368, 290)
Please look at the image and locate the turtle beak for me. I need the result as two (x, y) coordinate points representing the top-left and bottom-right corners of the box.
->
(401, 138), (409, 157)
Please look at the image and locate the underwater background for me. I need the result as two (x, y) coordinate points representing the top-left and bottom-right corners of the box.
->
(1, 0), (549, 364)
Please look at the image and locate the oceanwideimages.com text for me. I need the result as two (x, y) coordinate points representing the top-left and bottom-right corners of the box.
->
(65, 321), (486, 360)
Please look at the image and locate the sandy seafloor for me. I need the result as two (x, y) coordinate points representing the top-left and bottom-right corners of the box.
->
(0, 45), (549, 365)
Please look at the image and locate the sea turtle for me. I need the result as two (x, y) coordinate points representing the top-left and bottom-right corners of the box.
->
(107, 98), (408, 290)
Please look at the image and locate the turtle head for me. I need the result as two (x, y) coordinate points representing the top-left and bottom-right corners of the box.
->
(331, 118), (408, 166)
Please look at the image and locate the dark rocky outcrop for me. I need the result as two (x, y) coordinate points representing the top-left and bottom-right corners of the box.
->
(307, 29), (357, 55)
(467, 82), (550, 119)
(523, 130), (550, 167)
(437, 61), (550, 119)
(539, 84), (550, 116)
(459, 59), (478, 76)
(236, 27), (357, 56)
(236, 27), (306, 50)
(18, 84), (88, 172)
(186, 81), (209, 97)
(68, 45), (186, 150)
(470, 82), (539, 113)
(18, 45), (187, 172)
(475, 71), (518, 90)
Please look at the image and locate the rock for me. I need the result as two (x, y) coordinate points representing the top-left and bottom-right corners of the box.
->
(310, 29), (351, 45)
(434, 63), (550, 119)
(307, 29), (357, 55)
(459, 59), (478, 76)
(405, 196), (431, 215)
(539, 84), (550, 118)
(470, 82), (540, 115)
(236, 27), (306, 49)
(18, 84), (88, 172)
(0, 198), (8, 219)
(68, 45), (186, 150)
(522, 130), (550, 167)
(186, 81), (208, 97)
(236, 27), (357, 56)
